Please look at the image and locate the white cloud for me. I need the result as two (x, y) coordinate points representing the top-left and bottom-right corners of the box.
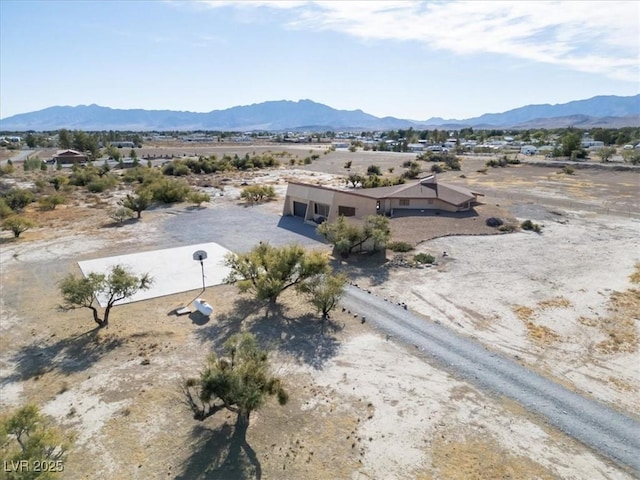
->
(196, 0), (640, 82)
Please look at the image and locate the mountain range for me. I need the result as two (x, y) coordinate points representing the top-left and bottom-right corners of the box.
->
(1, 95), (638, 131)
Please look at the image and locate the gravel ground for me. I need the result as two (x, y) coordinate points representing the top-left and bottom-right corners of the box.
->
(156, 204), (326, 252)
(340, 285), (640, 475)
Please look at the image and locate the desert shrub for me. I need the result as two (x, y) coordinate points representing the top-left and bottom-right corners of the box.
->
(148, 178), (191, 203)
(240, 185), (276, 204)
(22, 156), (45, 171)
(498, 223), (517, 232)
(86, 175), (117, 193)
(173, 163), (191, 176)
(69, 166), (99, 186)
(344, 161), (352, 169)
(521, 219), (542, 233)
(122, 166), (162, 185)
(414, 253), (435, 264)
(431, 164), (444, 173)
(485, 217), (504, 227)
(49, 176), (69, 191)
(0, 198), (14, 218)
(0, 161), (15, 175)
(367, 165), (382, 176)
(110, 207), (134, 224)
(3, 188), (35, 211)
(562, 166), (575, 175)
(39, 194), (66, 211)
(34, 178), (48, 192)
(387, 241), (414, 252)
(188, 191), (210, 206)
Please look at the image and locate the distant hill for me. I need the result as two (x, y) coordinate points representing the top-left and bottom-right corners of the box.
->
(1, 95), (638, 131)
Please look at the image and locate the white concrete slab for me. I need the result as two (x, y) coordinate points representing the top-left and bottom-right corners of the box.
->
(78, 242), (232, 307)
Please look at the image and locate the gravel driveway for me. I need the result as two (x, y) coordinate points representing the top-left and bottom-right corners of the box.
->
(341, 285), (640, 474)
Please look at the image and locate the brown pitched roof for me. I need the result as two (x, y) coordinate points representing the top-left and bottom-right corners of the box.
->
(287, 175), (480, 207)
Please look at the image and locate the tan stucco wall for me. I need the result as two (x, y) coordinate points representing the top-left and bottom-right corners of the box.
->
(388, 198), (459, 212)
(283, 184), (377, 221)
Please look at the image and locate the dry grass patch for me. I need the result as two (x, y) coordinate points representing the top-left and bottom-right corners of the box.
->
(629, 262), (640, 284)
(430, 432), (556, 480)
(538, 297), (571, 309)
(513, 305), (534, 321)
(595, 289), (639, 354)
(525, 321), (560, 343)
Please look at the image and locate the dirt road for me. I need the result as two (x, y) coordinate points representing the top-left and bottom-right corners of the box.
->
(341, 285), (640, 475)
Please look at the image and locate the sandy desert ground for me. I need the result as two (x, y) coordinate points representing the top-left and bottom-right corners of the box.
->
(1, 147), (639, 479)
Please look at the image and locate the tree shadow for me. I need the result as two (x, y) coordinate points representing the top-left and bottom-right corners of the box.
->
(329, 250), (390, 286)
(194, 296), (341, 370)
(6, 328), (123, 381)
(249, 304), (342, 370)
(189, 311), (211, 326)
(176, 422), (262, 480)
(193, 297), (264, 350)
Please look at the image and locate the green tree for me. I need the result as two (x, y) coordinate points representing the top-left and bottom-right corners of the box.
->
(622, 149), (640, 165)
(105, 144), (121, 162)
(0, 404), (72, 480)
(225, 243), (329, 307)
(57, 129), (71, 149)
(119, 190), (153, 219)
(25, 133), (37, 148)
(317, 215), (391, 256)
(559, 132), (583, 157)
(596, 146), (617, 163)
(58, 264), (152, 328)
(297, 273), (347, 327)
(182, 333), (288, 448)
(2, 216), (35, 238)
(346, 173), (363, 188)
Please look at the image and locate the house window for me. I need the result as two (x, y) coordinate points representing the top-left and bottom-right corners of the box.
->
(314, 203), (330, 217)
(399, 199), (410, 206)
(338, 205), (356, 217)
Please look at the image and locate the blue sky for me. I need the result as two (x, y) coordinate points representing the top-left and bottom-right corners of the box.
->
(1, 0), (638, 121)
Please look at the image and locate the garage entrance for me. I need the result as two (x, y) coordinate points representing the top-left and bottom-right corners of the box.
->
(293, 201), (308, 218)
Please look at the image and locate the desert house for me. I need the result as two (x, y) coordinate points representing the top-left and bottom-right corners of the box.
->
(282, 175), (482, 223)
(51, 149), (88, 165)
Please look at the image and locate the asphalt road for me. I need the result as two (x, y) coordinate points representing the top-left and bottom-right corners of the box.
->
(341, 285), (640, 475)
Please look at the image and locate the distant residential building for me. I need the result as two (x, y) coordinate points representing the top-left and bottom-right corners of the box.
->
(520, 145), (538, 155)
(581, 139), (604, 149)
(52, 149), (88, 165)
